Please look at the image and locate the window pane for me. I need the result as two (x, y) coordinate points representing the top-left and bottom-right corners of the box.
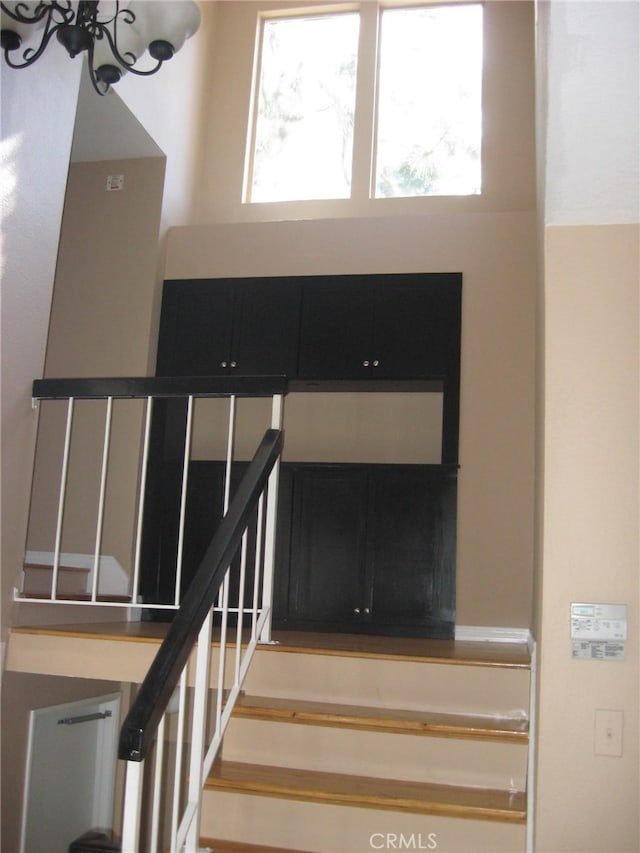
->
(375, 5), (483, 198)
(249, 13), (359, 203)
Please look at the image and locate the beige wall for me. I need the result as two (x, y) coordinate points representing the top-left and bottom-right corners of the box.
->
(14, 2), (538, 634)
(45, 157), (166, 378)
(166, 210), (537, 630)
(163, 0), (538, 629)
(0, 11), (210, 849)
(535, 223), (639, 851)
(0, 52), (82, 651)
(24, 157), (165, 591)
(197, 0), (535, 223)
(4, 1), (637, 851)
(533, 2), (639, 849)
(1, 49), (82, 853)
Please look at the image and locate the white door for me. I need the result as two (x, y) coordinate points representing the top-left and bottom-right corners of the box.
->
(20, 693), (120, 853)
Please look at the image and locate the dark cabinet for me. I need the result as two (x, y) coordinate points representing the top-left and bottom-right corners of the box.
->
(144, 272), (461, 637)
(298, 273), (461, 381)
(172, 461), (456, 639)
(157, 280), (233, 376)
(156, 278), (301, 377)
(275, 463), (456, 638)
(232, 279), (301, 376)
(284, 466), (370, 625)
(366, 466), (456, 634)
(156, 273), (461, 388)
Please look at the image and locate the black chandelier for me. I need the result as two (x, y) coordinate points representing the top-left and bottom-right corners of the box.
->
(0, 1), (201, 94)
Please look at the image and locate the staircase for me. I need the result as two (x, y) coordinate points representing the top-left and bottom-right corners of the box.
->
(11, 377), (534, 852)
(201, 631), (532, 853)
(6, 624), (532, 852)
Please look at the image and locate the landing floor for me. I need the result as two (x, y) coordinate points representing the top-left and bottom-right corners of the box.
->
(9, 621), (531, 668)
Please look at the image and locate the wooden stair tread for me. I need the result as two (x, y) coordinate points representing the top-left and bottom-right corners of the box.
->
(200, 839), (312, 853)
(206, 760), (527, 824)
(267, 630), (531, 669)
(234, 695), (529, 742)
(23, 562), (91, 573)
(15, 592), (132, 603)
(8, 623), (530, 668)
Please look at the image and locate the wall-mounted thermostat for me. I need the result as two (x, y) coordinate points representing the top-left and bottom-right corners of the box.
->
(106, 174), (124, 192)
(571, 602), (627, 661)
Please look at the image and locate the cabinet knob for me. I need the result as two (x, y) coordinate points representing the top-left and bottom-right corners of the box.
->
(221, 361), (228, 368)
(372, 360), (379, 367)
(362, 360), (370, 368)
(230, 361), (237, 368)
(364, 607), (370, 615)
(354, 607), (361, 615)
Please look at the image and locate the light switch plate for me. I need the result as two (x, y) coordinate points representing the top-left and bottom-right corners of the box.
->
(594, 709), (623, 756)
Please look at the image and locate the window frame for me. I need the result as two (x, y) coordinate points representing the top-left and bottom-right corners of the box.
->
(243, 1), (485, 207)
(243, 4), (364, 205)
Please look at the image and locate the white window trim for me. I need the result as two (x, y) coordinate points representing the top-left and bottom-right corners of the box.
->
(241, 0), (486, 214)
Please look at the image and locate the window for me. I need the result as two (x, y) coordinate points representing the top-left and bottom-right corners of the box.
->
(248, 13), (360, 203)
(375, 4), (483, 198)
(245, 3), (483, 204)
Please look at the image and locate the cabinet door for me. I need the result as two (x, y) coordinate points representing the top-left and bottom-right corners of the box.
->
(286, 465), (369, 627)
(367, 466), (456, 637)
(232, 278), (301, 376)
(298, 273), (462, 382)
(297, 277), (374, 379)
(373, 275), (459, 378)
(156, 280), (234, 376)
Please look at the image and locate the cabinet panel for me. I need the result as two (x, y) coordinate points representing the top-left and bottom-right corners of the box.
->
(373, 276), (458, 378)
(157, 280), (233, 376)
(287, 466), (369, 624)
(232, 279), (301, 376)
(368, 467), (456, 634)
(297, 277), (373, 379)
(276, 463), (455, 638)
(157, 278), (301, 377)
(298, 273), (461, 382)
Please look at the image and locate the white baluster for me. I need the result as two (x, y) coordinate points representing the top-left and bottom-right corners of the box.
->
(52, 397), (75, 601)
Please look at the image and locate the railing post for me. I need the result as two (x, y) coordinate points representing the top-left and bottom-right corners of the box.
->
(149, 715), (166, 853)
(121, 758), (144, 853)
(170, 672), (188, 851)
(183, 612), (213, 853)
(91, 396), (113, 601)
(131, 396), (153, 605)
(52, 397), (75, 600)
(260, 394), (284, 643)
(175, 395), (195, 607)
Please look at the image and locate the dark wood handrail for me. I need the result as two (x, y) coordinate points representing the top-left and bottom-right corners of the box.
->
(32, 375), (288, 400)
(118, 427), (284, 762)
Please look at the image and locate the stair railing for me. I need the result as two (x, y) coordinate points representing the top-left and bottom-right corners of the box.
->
(26, 376), (286, 613)
(119, 424), (284, 852)
(28, 375), (287, 851)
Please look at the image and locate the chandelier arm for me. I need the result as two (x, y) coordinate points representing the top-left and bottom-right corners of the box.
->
(85, 36), (109, 95)
(2, 10), (63, 68)
(1, 0), (201, 94)
(117, 56), (164, 77)
(87, 21), (162, 78)
(1, 1), (54, 26)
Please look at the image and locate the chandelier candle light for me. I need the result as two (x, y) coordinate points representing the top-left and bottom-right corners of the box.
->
(0, 0), (201, 94)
